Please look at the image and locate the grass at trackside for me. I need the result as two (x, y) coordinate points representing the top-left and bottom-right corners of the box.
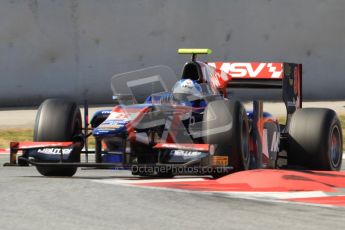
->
(0, 115), (345, 149)
(0, 129), (33, 149)
(0, 129), (95, 149)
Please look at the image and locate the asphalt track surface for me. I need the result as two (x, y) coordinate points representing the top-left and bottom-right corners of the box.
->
(0, 155), (345, 230)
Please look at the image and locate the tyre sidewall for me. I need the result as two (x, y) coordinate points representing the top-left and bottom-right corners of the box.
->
(288, 108), (343, 170)
(203, 100), (250, 171)
(33, 99), (82, 176)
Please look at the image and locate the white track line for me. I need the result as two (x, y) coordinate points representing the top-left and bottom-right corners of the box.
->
(214, 191), (330, 200)
(92, 178), (337, 200)
(93, 177), (206, 185)
(92, 178), (344, 208)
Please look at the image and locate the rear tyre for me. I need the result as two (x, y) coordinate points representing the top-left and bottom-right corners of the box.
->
(156, 171), (174, 178)
(203, 100), (250, 177)
(288, 108), (343, 170)
(34, 99), (82, 177)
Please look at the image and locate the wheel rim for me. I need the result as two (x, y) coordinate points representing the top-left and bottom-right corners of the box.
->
(329, 126), (341, 168)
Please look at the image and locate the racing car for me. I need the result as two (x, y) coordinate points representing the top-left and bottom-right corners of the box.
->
(4, 48), (343, 178)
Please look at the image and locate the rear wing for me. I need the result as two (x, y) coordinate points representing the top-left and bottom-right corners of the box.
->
(206, 62), (302, 115)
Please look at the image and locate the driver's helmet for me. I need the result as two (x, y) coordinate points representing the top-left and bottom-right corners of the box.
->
(172, 79), (202, 102)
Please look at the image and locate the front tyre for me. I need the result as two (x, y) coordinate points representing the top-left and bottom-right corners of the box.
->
(203, 100), (250, 177)
(36, 166), (77, 177)
(34, 99), (82, 177)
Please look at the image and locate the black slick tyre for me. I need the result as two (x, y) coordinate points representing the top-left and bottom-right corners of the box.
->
(203, 100), (250, 177)
(34, 99), (82, 176)
(288, 108), (343, 170)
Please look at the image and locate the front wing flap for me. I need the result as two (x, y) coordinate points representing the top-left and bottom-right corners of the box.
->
(4, 141), (82, 166)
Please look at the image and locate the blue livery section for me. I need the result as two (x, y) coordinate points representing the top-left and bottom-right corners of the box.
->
(246, 111), (273, 119)
(92, 105), (148, 137)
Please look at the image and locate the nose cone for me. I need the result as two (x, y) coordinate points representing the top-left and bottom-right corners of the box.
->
(92, 120), (128, 137)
